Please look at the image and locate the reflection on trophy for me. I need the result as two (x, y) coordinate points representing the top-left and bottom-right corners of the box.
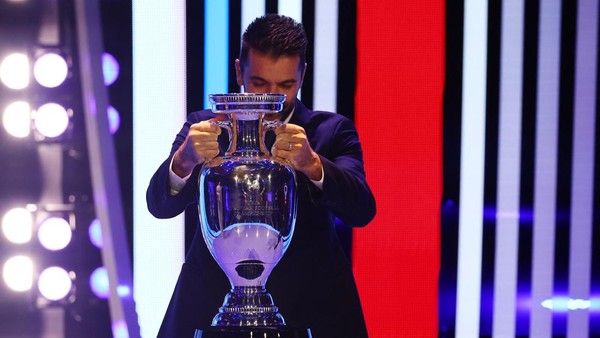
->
(197, 93), (298, 330)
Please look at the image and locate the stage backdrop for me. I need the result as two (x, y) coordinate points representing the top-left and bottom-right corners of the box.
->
(133, 1), (444, 336)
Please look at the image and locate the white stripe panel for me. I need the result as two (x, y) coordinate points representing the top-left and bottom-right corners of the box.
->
(567, 0), (598, 336)
(530, 0), (562, 337)
(492, 0), (524, 336)
(132, 1), (186, 337)
(278, 0), (302, 99)
(455, 0), (488, 337)
(313, 0), (338, 112)
(278, 0), (302, 22)
(241, 0), (265, 37)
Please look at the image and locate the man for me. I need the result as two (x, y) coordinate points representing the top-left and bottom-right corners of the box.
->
(147, 14), (376, 338)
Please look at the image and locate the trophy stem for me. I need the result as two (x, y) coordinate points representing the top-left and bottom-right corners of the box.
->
(212, 286), (286, 327)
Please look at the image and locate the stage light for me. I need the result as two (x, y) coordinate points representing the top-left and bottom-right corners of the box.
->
(107, 105), (120, 134)
(112, 320), (129, 338)
(2, 255), (34, 292)
(0, 53), (30, 90)
(2, 207), (33, 244)
(2, 101), (32, 138)
(88, 218), (103, 249)
(90, 266), (109, 299)
(33, 102), (70, 139)
(37, 216), (72, 251)
(33, 53), (68, 88)
(102, 52), (119, 86)
(37, 266), (73, 301)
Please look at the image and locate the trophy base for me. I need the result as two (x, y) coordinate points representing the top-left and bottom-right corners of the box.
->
(194, 327), (312, 338)
(212, 286), (285, 326)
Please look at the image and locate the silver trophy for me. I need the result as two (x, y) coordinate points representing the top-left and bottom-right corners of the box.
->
(198, 93), (297, 327)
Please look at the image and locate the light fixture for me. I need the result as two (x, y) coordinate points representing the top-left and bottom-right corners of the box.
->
(2, 101), (32, 138)
(107, 105), (120, 134)
(89, 266), (109, 299)
(33, 52), (68, 88)
(37, 266), (73, 301)
(102, 52), (119, 86)
(1, 206), (34, 244)
(2, 255), (34, 292)
(0, 53), (30, 90)
(88, 218), (103, 249)
(37, 216), (72, 251)
(33, 102), (70, 139)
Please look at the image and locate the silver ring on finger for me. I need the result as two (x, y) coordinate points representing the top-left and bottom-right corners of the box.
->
(288, 142), (292, 151)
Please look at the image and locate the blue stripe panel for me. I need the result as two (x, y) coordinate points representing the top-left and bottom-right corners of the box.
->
(204, 0), (229, 107)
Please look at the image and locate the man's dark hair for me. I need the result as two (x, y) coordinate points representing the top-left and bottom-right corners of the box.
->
(239, 14), (308, 72)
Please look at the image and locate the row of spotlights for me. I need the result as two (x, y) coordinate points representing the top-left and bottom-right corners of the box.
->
(2, 101), (121, 139)
(2, 207), (72, 251)
(2, 256), (73, 301)
(0, 52), (119, 90)
(2, 256), (111, 302)
(2, 207), (104, 250)
(0, 53), (67, 89)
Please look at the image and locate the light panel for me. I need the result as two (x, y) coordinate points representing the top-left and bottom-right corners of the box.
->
(132, 0), (187, 336)
(455, 0), (488, 336)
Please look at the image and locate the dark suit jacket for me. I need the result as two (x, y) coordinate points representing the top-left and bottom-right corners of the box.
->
(147, 100), (376, 338)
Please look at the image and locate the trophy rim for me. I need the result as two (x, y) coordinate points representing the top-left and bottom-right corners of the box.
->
(208, 93), (286, 103)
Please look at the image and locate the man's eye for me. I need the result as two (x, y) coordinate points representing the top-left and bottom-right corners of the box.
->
(252, 82), (266, 87)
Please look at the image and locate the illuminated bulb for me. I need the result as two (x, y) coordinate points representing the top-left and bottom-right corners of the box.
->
(2, 255), (34, 292)
(2, 101), (31, 138)
(0, 53), (29, 89)
(38, 266), (72, 301)
(34, 53), (68, 88)
(89, 266), (109, 299)
(34, 103), (69, 138)
(102, 52), (120, 86)
(88, 218), (103, 248)
(107, 105), (121, 134)
(1, 207), (33, 244)
(37, 216), (72, 251)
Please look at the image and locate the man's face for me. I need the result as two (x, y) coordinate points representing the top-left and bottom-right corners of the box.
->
(236, 48), (306, 114)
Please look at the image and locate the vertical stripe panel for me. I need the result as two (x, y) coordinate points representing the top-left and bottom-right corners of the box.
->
(567, 0), (598, 336)
(313, 0), (338, 112)
(492, 0), (524, 336)
(241, 0), (265, 35)
(278, 0), (302, 22)
(204, 0), (229, 106)
(455, 1), (488, 336)
(132, 1), (186, 337)
(530, 1), (562, 336)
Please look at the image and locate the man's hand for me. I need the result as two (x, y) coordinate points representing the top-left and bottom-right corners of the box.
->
(172, 120), (221, 178)
(271, 124), (323, 181)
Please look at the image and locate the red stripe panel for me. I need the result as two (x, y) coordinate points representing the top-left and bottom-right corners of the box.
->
(353, 1), (445, 337)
